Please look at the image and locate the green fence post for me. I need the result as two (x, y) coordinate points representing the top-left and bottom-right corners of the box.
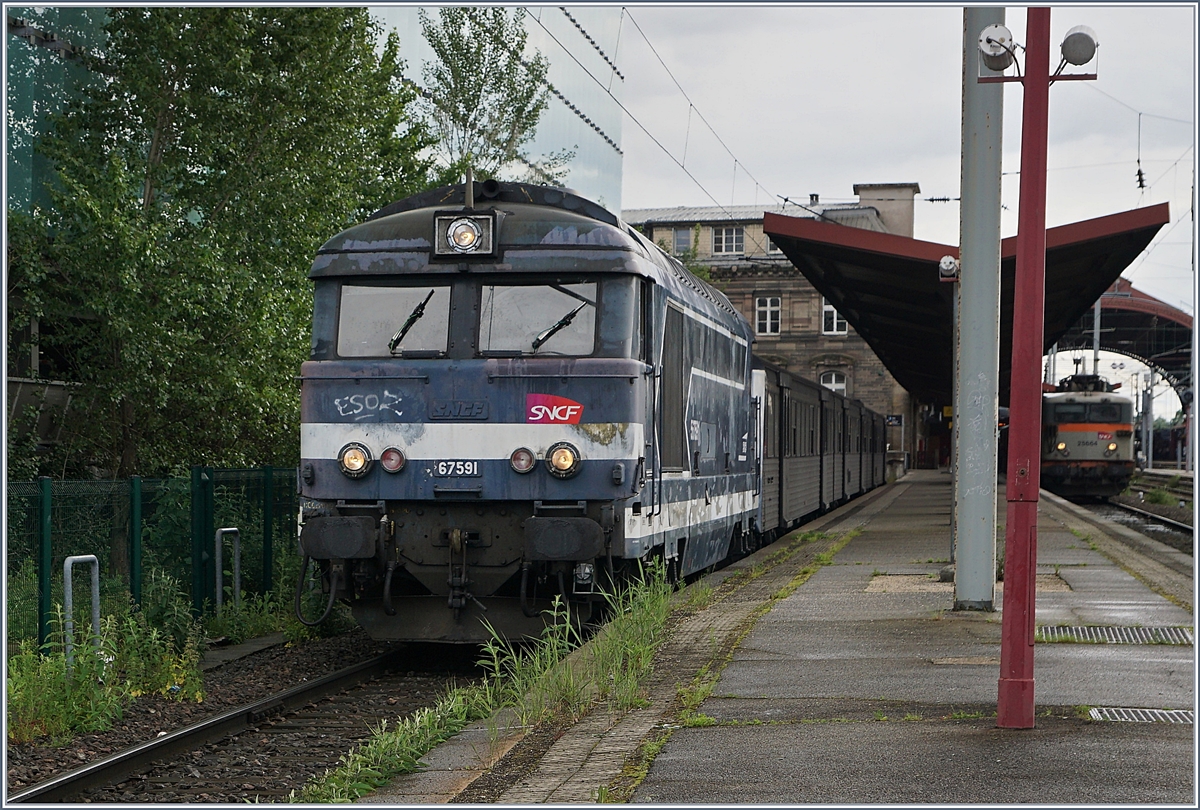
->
(37, 476), (52, 652)
(262, 465), (274, 594)
(129, 476), (143, 604)
(203, 466), (215, 608)
(190, 466), (204, 617)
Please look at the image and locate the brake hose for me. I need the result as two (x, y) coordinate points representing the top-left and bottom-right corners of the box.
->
(520, 563), (540, 617)
(294, 555), (339, 627)
(382, 561), (397, 616)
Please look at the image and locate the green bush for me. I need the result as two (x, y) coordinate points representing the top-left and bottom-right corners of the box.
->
(6, 579), (205, 745)
(203, 591), (283, 645)
(6, 616), (124, 744)
(1144, 488), (1176, 506)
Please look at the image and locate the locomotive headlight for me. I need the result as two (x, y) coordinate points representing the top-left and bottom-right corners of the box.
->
(434, 213), (495, 257)
(1105, 442), (1118, 455)
(546, 442), (581, 478)
(1055, 441), (1069, 456)
(510, 447), (536, 473)
(339, 442), (372, 478)
(448, 218), (481, 251)
(380, 447), (406, 473)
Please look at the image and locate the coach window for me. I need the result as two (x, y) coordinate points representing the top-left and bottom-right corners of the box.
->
(808, 404), (817, 455)
(822, 297), (848, 335)
(338, 283), (452, 356)
(756, 296), (781, 335)
(713, 226), (744, 255)
(764, 391), (778, 459)
(820, 370), (846, 395)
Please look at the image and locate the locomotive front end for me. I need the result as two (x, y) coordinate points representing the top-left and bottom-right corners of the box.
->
(296, 183), (651, 641)
(1041, 376), (1136, 498)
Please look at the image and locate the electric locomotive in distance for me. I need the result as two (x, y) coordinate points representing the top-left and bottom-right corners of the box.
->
(295, 180), (759, 642)
(1041, 373), (1135, 498)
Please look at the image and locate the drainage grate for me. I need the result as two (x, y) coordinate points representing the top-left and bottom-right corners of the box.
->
(1035, 625), (1193, 645)
(1089, 707), (1194, 724)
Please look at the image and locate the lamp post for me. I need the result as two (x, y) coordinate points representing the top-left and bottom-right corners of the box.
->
(979, 8), (1098, 729)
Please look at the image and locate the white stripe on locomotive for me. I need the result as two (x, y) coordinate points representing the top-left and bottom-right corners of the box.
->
(301, 422), (644, 460)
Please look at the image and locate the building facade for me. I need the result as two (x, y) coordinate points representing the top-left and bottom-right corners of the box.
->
(623, 184), (921, 461)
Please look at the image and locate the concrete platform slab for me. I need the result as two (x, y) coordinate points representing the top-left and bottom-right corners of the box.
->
(634, 717), (1193, 804)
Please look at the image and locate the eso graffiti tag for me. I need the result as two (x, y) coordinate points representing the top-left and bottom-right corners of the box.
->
(334, 390), (404, 420)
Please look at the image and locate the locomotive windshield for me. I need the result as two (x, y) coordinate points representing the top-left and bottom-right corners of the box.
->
(1049, 401), (1133, 423)
(480, 283), (596, 356)
(321, 275), (641, 360)
(337, 284), (452, 356)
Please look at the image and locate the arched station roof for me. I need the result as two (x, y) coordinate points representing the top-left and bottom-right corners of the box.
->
(1055, 276), (1192, 394)
(763, 203), (1171, 406)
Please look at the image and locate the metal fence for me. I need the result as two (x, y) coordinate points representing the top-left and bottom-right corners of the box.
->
(6, 466), (297, 649)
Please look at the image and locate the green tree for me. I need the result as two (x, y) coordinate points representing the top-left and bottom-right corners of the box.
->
(7, 8), (440, 481)
(418, 7), (572, 183)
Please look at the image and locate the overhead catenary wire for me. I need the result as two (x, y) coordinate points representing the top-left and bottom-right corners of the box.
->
(1120, 208), (1193, 281)
(623, 8), (777, 209)
(1085, 84), (1193, 126)
(524, 7), (785, 254)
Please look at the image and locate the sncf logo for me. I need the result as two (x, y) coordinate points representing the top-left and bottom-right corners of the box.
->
(1097, 431), (1113, 440)
(527, 394), (584, 424)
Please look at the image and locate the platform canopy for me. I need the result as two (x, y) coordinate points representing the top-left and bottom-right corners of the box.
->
(1055, 276), (1193, 395)
(763, 203), (1171, 406)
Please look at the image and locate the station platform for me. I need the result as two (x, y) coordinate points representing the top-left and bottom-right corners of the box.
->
(362, 470), (1195, 804)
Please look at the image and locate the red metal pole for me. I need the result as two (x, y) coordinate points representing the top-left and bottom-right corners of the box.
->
(998, 6), (1051, 730)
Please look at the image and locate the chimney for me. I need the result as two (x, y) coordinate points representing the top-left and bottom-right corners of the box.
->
(809, 193), (819, 205)
(852, 183), (921, 237)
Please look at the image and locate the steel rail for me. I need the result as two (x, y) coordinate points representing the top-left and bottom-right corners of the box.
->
(8, 648), (404, 803)
(1130, 471), (1193, 498)
(1109, 500), (1194, 536)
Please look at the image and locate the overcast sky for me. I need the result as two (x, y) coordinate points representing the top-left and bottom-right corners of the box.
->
(613, 4), (1196, 320)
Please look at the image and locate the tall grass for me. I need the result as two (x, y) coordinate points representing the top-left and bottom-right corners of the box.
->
(6, 573), (206, 745)
(294, 563), (675, 803)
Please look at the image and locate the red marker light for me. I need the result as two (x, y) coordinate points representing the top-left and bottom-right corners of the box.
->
(380, 447), (406, 473)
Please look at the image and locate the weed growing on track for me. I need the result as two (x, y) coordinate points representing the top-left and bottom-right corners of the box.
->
(293, 564), (675, 802)
(295, 689), (489, 803)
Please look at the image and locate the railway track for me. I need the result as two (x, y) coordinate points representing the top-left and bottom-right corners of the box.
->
(1083, 500), (1193, 563)
(1128, 469), (1193, 501)
(1109, 500), (1193, 536)
(8, 649), (470, 803)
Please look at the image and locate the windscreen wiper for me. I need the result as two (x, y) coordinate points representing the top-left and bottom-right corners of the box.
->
(389, 289), (435, 354)
(531, 301), (589, 351)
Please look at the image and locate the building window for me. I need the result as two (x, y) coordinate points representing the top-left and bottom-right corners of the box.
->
(673, 228), (691, 254)
(822, 297), (847, 335)
(820, 370), (847, 395)
(713, 226), (744, 254)
(756, 296), (781, 335)
(767, 236), (782, 253)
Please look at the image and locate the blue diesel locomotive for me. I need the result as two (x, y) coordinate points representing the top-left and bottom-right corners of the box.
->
(296, 180), (886, 642)
(297, 180), (759, 641)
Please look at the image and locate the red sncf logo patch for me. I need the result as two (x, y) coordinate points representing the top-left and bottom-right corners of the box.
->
(527, 394), (584, 424)
(1097, 431), (1113, 440)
